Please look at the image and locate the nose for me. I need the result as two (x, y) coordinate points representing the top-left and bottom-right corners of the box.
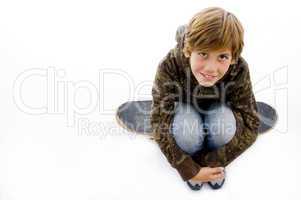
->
(202, 58), (218, 74)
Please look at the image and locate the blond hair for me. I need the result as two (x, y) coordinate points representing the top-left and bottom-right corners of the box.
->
(183, 7), (244, 63)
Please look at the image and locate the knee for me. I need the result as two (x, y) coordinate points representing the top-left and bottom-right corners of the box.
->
(170, 102), (205, 154)
(171, 102), (202, 135)
(204, 103), (237, 148)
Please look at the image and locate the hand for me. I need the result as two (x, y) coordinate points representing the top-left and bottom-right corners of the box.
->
(190, 167), (225, 182)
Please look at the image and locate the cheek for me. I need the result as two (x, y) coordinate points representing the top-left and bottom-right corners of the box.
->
(190, 58), (205, 71)
(218, 64), (230, 74)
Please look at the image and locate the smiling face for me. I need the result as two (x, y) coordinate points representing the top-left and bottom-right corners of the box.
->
(189, 48), (235, 87)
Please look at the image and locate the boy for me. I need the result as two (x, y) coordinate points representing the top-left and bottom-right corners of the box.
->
(150, 7), (260, 191)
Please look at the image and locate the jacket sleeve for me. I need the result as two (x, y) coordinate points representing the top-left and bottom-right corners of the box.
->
(192, 58), (260, 168)
(150, 51), (201, 182)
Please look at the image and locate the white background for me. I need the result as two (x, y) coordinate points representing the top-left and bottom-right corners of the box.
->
(0, 0), (300, 199)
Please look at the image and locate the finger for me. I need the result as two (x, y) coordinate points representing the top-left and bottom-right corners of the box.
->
(210, 167), (224, 174)
(212, 170), (225, 176)
(210, 173), (224, 180)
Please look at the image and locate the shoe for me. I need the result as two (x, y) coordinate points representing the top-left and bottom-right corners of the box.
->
(207, 168), (226, 189)
(186, 180), (204, 191)
(207, 178), (225, 189)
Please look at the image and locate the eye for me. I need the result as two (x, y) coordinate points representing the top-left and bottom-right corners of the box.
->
(219, 54), (229, 61)
(198, 52), (207, 58)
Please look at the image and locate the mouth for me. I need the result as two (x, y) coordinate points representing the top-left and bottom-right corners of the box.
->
(199, 72), (217, 81)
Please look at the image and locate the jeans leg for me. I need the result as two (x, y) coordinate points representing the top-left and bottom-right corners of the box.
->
(203, 103), (236, 150)
(170, 102), (206, 155)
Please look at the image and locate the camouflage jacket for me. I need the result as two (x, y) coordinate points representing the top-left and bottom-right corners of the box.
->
(150, 26), (260, 182)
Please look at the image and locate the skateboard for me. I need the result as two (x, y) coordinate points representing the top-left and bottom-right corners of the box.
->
(116, 100), (278, 138)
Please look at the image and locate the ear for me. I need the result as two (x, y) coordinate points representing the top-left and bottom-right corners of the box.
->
(183, 49), (190, 58)
(230, 58), (236, 65)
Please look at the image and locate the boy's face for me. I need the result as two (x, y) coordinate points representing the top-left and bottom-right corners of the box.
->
(189, 48), (234, 87)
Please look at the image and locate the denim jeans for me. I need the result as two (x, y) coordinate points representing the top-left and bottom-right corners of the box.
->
(170, 101), (236, 155)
